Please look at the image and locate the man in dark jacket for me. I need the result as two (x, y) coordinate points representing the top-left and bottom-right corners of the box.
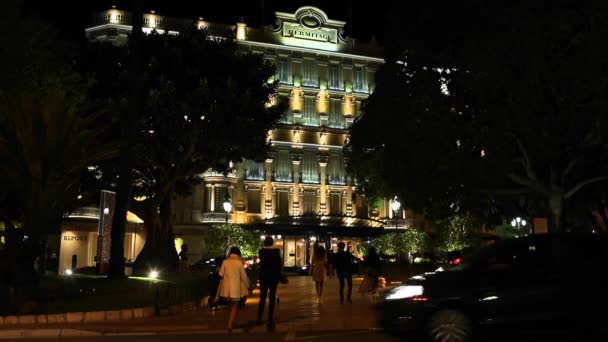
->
(257, 236), (282, 327)
(334, 241), (355, 304)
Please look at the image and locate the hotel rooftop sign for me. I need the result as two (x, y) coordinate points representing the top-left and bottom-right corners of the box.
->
(275, 7), (346, 51)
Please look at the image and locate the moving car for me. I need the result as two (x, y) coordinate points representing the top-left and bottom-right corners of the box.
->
(379, 233), (608, 341)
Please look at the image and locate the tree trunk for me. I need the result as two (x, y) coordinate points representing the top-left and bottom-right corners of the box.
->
(598, 207), (608, 233)
(548, 191), (564, 233)
(133, 195), (179, 273)
(108, 0), (144, 279)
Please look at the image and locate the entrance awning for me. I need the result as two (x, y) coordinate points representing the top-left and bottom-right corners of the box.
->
(249, 215), (385, 237)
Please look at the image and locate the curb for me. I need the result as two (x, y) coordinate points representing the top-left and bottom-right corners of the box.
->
(0, 296), (209, 327)
(0, 329), (102, 339)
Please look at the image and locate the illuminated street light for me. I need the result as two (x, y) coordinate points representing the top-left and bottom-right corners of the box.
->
(149, 270), (159, 279)
(511, 217), (528, 233)
(223, 195), (232, 224)
(391, 197), (401, 229)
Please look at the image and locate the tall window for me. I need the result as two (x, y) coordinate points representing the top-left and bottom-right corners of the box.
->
(213, 187), (228, 212)
(302, 97), (318, 126)
(327, 154), (346, 185)
(328, 99), (344, 128)
(302, 59), (319, 87)
(353, 66), (368, 93)
(273, 150), (293, 182)
(329, 64), (343, 90)
(303, 190), (316, 214)
(301, 152), (319, 184)
(245, 160), (265, 180)
(247, 190), (261, 214)
(276, 59), (292, 84)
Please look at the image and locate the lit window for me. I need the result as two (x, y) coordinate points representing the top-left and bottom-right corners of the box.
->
(353, 66), (368, 93)
(302, 60), (319, 87)
(329, 64), (343, 90)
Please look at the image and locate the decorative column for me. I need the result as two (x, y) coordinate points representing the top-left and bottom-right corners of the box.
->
(318, 154), (328, 215)
(317, 90), (329, 125)
(265, 155), (274, 219)
(209, 184), (215, 212)
(291, 152), (301, 216)
(345, 156), (353, 216)
(342, 94), (355, 128)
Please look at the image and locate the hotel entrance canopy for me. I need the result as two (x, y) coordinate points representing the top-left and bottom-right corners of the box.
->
(251, 215), (385, 237)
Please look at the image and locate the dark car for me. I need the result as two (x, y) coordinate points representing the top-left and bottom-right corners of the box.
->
(190, 256), (224, 273)
(379, 233), (608, 341)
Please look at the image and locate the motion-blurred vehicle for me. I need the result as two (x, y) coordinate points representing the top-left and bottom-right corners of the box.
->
(379, 233), (608, 341)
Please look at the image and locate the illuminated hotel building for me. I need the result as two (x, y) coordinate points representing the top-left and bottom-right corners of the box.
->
(86, 6), (412, 266)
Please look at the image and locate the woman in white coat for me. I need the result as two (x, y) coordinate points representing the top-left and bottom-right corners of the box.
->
(219, 246), (249, 331)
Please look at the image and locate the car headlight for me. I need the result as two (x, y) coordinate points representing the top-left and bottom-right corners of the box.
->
(385, 285), (424, 300)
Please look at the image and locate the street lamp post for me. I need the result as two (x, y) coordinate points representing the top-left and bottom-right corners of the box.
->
(511, 216), (528, 234)
(223, 195), (232, 224)
(391, 197), (401, 229)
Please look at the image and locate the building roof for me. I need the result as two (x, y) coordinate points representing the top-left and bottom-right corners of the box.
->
(85, 6), (384, 60)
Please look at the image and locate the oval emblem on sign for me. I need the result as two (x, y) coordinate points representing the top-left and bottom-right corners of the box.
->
(300, 15), (321, 29)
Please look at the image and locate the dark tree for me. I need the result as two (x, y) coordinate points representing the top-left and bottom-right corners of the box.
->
(85, 27), (283, 272)
(0, 3), (118, 300)
(349, 1), (608, 232)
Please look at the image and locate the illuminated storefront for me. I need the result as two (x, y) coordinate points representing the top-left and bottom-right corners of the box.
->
(58, 207), (145, 274)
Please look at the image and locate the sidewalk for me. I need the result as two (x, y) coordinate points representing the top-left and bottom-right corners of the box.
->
(0, 276), (384, 337)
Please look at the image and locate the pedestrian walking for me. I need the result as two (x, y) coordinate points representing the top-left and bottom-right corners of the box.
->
(358, 246), (382, 302)
(218, 247), (249, 332)
(327, 248), (336, 278)
(310, 245), (328, 303)
(334, 241), (356, 304)
(257, 236), (282, 330)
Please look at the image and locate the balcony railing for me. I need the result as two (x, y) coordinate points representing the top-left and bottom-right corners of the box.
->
(353, 82), (369, 94)
(201, 212), (230, 223)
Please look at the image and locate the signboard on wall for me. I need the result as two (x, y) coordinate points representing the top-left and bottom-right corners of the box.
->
(282, 22), (337, 44)
(97, 190), (116, 273)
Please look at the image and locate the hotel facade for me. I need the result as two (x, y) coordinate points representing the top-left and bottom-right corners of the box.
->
(84, 6), (418, 267)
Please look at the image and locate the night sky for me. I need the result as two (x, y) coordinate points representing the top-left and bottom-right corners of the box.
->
(24, 0), (391, 44)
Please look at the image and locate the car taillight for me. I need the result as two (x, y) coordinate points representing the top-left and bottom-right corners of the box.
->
(449, 257), (462, 265)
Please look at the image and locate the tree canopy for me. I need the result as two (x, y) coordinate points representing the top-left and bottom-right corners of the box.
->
(84, 28), (283, 271)
(204, 224), (262, 259)
(348, 1), (608, 232)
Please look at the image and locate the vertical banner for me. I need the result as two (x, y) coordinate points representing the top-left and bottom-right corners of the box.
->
(96, 190), (116, 273)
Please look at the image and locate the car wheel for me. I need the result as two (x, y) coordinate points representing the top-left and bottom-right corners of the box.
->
(426, 308), (472, 342)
